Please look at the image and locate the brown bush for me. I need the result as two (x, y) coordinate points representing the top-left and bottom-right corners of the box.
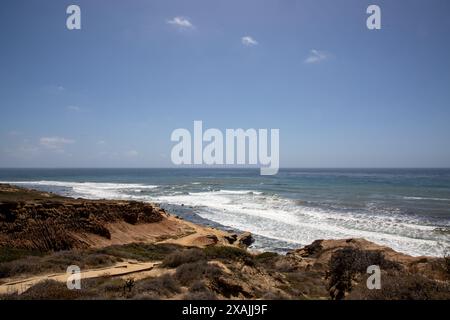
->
(0, 251), (119, 279)
(262, 291), (291, 300)
(183, 280), (218, 300)
(134, 274), (181, 297)
(254, 251), (279, 265)
(444, 250), (450, 276)
(0, 256), (43, 278)
(327, 247), (401, 300)
(203, 246), (252, 262)
(183, 290), (218, 300)
(8, 280), (90, 300)
(188, 280), (209, 292)
(162, 248), (205, 268)
(175, 261), (222, 286)
(0, 247), (44, 263)
(347, 272), (450, 300)
(284, 271), (329, 299)
(97, 243), (181, 261)
(130, 292), (160, 300)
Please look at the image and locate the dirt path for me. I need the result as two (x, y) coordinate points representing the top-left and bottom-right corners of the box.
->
(157, 217), (234, 247)
(0, 217), (237, 296)
(0, 261), (161, 295)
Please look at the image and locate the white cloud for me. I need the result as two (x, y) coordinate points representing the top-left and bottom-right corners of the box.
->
(125, 150), (139, 157)
(304, 49), (330, 64)
(39, 137), (75, 150)
(241, 36), (258, 46)
(167, 16), (194, 29)
(67, 105), (81, 112)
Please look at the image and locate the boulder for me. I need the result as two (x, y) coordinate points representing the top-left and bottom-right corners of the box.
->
(237, 232), (254, 247)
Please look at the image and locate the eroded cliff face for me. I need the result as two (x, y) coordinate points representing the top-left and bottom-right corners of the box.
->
(0, 184), (166, 251)
(0, 184), (252, 252)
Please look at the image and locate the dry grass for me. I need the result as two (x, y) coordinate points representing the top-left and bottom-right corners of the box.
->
(175, 261), (222, 286)
(327, 247), (402, 299)
(162, 248), (205, 268)
(0, 251), (119, 279)
(0, 243), (183, 280)
(347, 272), (450, 300)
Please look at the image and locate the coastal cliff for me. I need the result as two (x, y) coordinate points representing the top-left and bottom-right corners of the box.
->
(0, 184), (448, 300)
(0, 184), (250, 251)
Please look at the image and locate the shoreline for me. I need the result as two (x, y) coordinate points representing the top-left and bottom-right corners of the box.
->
(1, 172), (447, 258)
(1, 183), (449, 300)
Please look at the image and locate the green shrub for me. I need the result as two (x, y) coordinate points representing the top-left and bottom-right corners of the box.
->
(183, 290), (218, 300)
(97, 243), (181, 261)
(347, 272), (450, 300)
(284, 271), (329, 299)
(262, 291), (291, 300)
(8, 280), (91, 300)
(327, 247), (401, 299)
(254, 251), (279, 264)
(134, 274), (181, 297)
(0, 250), (120, 279)
(183, 280), (218, 300)
(175, 261), (222, 286)
(0, 247), (45, 263)
(162, 248), (205, 268)
(0, 256), (44, 278)
(204, 246), (252, 261)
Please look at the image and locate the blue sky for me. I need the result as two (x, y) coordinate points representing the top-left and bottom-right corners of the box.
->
(1, 0), (450, 168)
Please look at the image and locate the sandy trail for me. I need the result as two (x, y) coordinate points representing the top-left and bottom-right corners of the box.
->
(0, 261), (160, 295)
(0, 217), (235, 296)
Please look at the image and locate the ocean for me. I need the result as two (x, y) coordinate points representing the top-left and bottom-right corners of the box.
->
(1, 168), (449, 257)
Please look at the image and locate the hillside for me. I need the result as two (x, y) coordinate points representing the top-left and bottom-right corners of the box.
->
(0, 184), (448, 300)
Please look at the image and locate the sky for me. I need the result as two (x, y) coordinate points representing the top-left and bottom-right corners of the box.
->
(0, 0), (450, 168)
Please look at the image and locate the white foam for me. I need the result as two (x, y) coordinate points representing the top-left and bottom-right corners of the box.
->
(403, 196), (450, 201)
(2, 180), (158, 200)
(156, 190), (449, 257)
(217, 189), (263, 195)
(3, 180), (448, 256)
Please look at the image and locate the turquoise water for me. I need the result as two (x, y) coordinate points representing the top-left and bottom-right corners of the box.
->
(1, 168), (449, 256)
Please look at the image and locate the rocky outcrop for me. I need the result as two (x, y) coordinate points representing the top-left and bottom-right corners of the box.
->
(218, 232), (254, 248)
(288, 238), (444, 276)
(237, 232), (254, 248)
(287, 238), (450, 299)
(0, 184), (166, 251)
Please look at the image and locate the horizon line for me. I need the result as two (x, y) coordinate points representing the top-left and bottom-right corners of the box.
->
(0, 167), (449, 170)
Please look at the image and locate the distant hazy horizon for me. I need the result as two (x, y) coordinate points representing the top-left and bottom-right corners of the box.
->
(1, 166), (450, 170)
